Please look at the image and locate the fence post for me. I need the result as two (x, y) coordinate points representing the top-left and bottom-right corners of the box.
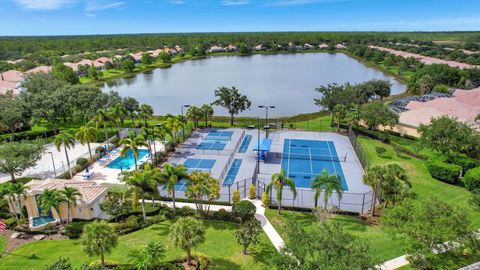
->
(228, 185), (231, 204)
(361, 193), (365, 213)
(244, 180), (246, 198)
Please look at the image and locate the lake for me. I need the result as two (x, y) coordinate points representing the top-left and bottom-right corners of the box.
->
(101, 53), (406, 117)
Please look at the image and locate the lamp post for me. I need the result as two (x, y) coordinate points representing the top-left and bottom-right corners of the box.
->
(48, 151), (56, 178)
(257, 118), (261, 174)
(181, 105), (190, 142)
(258, 105), (275, 126)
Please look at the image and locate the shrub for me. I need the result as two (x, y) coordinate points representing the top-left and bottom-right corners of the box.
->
(232, 190), (240, 205)
(375, 147), (386, 155)
(76, 157), (88, 167)
(447, 154), (479, 173)
(5, 217), (16, 228)
(216, 208), (229, 219)
(248, 185), (256, 200)
(74, 165), (83, 173)
(45, 257), (72, 270)
(177, 206), (195, 217)
(95, 146), (105, 154)
(261, 192), (271, 207)
(377, 133), (390, 143)
(149, 214), (166, 224)
(196, 253), (212, 270)
(426, 159), (462, 184)
(65, 221), (88, 239)
(464, 167), (480, 191)
(232, 200), (256, 222)
(109, 137), (120, 146)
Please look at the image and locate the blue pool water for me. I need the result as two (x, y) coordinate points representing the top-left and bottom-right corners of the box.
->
(238, 135), (252, 153)
(197, 140), (227, 151)
(223, 159), (242, 186)
(205, 130), (233, 140)
(32, 216), (55, 227)
(107, 149), (149, 170)
(281, 139), (348, 190)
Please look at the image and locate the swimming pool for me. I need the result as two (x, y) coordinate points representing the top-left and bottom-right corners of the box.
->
(107, 149), (149, 170)
(238, 135), (252, 153)
(31, 216), (56, 228)
(281, 139), (348, 190)
(223, 159), (242, 185)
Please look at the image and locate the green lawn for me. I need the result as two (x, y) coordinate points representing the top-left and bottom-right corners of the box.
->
(0, 235), (6, 254)
(0, 220), (276, 270)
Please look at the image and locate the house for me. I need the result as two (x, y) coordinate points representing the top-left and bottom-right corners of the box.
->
(7, 179), (109, 228)
(63, 62), (79, 71)
(335, 43), (347, 50)
(255, 44), (266, 51)
(318, 43), (329, 49)
(130, 52), (144, 63)
(208, 45), (226, 53)
(26, 66), (52, 75)
(175, 45), (184, 53)
(224, 44), (238, 52)
(0, 70), (24, 95)
(93, 57), (112, 69)
(304, 43), (315, 50)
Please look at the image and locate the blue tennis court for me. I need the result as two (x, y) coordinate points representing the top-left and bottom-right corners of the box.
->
(168, 158), (217, 191)
(197, 140), (227, 150)
(223, 159), (242, 186)
(281, 139), (348, 190)
(238, 135), (252, 153)
(205, 130), (233, 140)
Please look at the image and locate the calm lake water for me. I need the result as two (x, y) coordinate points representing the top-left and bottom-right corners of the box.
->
(101, 53), (406, 117)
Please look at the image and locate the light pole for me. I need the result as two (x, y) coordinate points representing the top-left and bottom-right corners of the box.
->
(257, 118), (261, 174)
(181, 105), (190, 142)
(48, 151), (56, 178)
(258, 105), (275, 126)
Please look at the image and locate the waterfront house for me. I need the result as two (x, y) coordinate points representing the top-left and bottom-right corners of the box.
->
(175, 45), (184, 52)
(318, 43), (329, 49)
(7, 179), (109, 228)
(208, 45), (226, 53)
(255, 44), (266, 51)
(304, 43), (315, 50)
(335, 43), (347, 50)
(225, 44), (238, 52)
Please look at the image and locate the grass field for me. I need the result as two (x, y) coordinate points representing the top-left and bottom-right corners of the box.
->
(0, 235), (6, 254)
(0, 219), (276, 270)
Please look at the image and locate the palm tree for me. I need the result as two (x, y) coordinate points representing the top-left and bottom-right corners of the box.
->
(129, 240), (165, 270)
(61, 187), (81, 224)
(37, 189), (65, 222)
(159, 164), (189, 216)
(54, 132), (76, 178)
(333, 104), (348, 132)
(311, 169), (343, 209)
(186, 106), (202, 129)
(138, 104), (154, 126)
(381, 163), (411, 208)
(169, 217), (205, 265)
(201, 104), (214, 127)
(266, 169), (297, 215)
(122, 167), (157, 221)
(93, 109), (113, 143)
(119, 131), (148, 170)
(76, 124), (98, 159)
(165, 114), (184, 145)
(363, 165), (385, 217)
(108, 104), (128, 136)
(3, 183), (23, 222)
(80, 220), (118, 269)
(10, 183), (27, 219)
(185, 171), (220, 214)
(346, 105), (360, 136)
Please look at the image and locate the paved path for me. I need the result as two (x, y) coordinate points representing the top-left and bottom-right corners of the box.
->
(378, 255), (409, 270)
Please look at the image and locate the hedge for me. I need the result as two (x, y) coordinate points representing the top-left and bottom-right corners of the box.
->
(464, 167), (480, 191)
(426, 159), (462, 184)
(446, 154), (479, 173)
(0, 129), (56, 142)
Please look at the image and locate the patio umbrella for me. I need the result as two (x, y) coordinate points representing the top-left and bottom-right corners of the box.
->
(85, 165), (89, 173)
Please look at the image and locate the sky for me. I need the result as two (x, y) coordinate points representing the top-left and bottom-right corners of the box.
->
(0, 0), (480, 36)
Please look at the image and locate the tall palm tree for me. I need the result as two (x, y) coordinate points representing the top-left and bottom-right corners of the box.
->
(266, 169), (297, 215)
(159, 164), (189, 216)
(186, 106), (202, 129)
(333, 104), (348, 132)
(94, 109), (113, 143)
(54, 132), (76, 178)
(138, 104), (154, 126)
(363, 165), (385, 217)
(311, 169), (343, 209)
(346, 105), (360, 136)
(119, 131), (148, 170)
(168, 217), (205, 265)
(381, 163), (411, 208)
(3, 183), (24, 222)
(108, 104), (128, 136)
(165, 114), (184, 145)
(76, 124), (98, 159)
(81, 220), (118, 269)
(10, 182), (27, 219)
(122, 168), (157, 221)
(201, 104), (214, 127)
(37, 189), (65, 222)
(61, 187), (81, 224)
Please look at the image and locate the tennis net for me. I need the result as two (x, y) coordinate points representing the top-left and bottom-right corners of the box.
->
(279, 153), (346, 162)
(204, 135), (232, 141)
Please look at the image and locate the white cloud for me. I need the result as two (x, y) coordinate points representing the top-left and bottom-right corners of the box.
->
(14, 0), (76, 10)
(85, 13), (96, 17)
(85, 1), (125, 12)
(169, 0), (186, 4)
(268, 0), (350, 6)
(222, 0), (249, 5)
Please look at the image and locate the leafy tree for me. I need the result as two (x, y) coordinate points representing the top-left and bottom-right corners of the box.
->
(38, 189), (65, 221)
(119, 131), (148, 170)
(314, 83), (358, 113)
(275, 221), (376, 270)
(0, 141), (44, 182)
(159, 164), (189, 215)
(360, 101), (399, 130)
(169, 217), (205, 266)
(100, 191), (132, 222)
(108, 103), (128, 135)
(5, 182), (27, 221)
(87, 66), (102, 80)
(418, 116), (480, 158)
(212, 86), (251, 126)
(122, 165), (158, 221)
(141, 53), (154, 66)
(266, 169), (297, 215)
(61, 187), (81, 224)
(44, 257), (72, 270)
(382, 198), (478, 269)
(0, 92), (31, 134)
(186, 105), (202, 129)
(418, 74), (434, 95)
(54, 132), (76, 178)
(123, 97), (140, 124)
(138, 104), (153, 125)
(80, 220), (118, 269)
(380, 163), (411, 208)
(311, 169), (343, 209)
(121, 59), (135, 72)
(232, 200), (256, 222)
(201, 104), (214, 127)
(185, 171), (220, 215)
(361, 79), (392, 100)
(92, 109), (112, 143)
(164, 114), (183, 145)
(235, 218), (262, 255)
(332, 104), (348, 132)
(158, 52), (171, 63)
(52, 63), (79, 84)
(76, 124), (98, 159)
(129, 240), (165, 270)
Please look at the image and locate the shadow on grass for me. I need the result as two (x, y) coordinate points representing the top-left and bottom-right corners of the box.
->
(210, 258), (241, 270)
(250, 241), (277, 266)
(202, 220), (238, 231)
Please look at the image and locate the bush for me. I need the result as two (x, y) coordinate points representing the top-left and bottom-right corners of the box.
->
(232, 200), (256, 222)
(426, 159), (462, 184)
(5, 217), (16, 228)
(261, 192), (270, 207)
(447, 154), (479, 173)
(375, 147), (387, 155)
(45, 257), (72, 270)
(109, 137), (120, 146)
(196, 253), (212, 270)
(95, 146), (105, 154)
(76, 157), (88, 167)
(377, 133), (390, 143)
(464, 167), (480, 191)
(232, 190), (240, 205)
(248, 185), (256, 200)
(65, 221), (88, 239)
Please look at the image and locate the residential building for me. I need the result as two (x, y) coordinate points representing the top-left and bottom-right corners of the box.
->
(0, 70), (24, 95)
(208, 45), (226, 53)
(26, 66), (52, 75)
(318, 43), (329, 49)
(304, 43), (315, 50)
(225, 44), (238, 52)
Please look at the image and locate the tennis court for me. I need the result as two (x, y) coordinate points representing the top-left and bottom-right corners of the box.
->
(196, 140), (228, 151)
(205, 130), (234, 141)
(281, 139), (348, 190)
(168, 158), (217, 191)
(223, 159), (242, 186)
